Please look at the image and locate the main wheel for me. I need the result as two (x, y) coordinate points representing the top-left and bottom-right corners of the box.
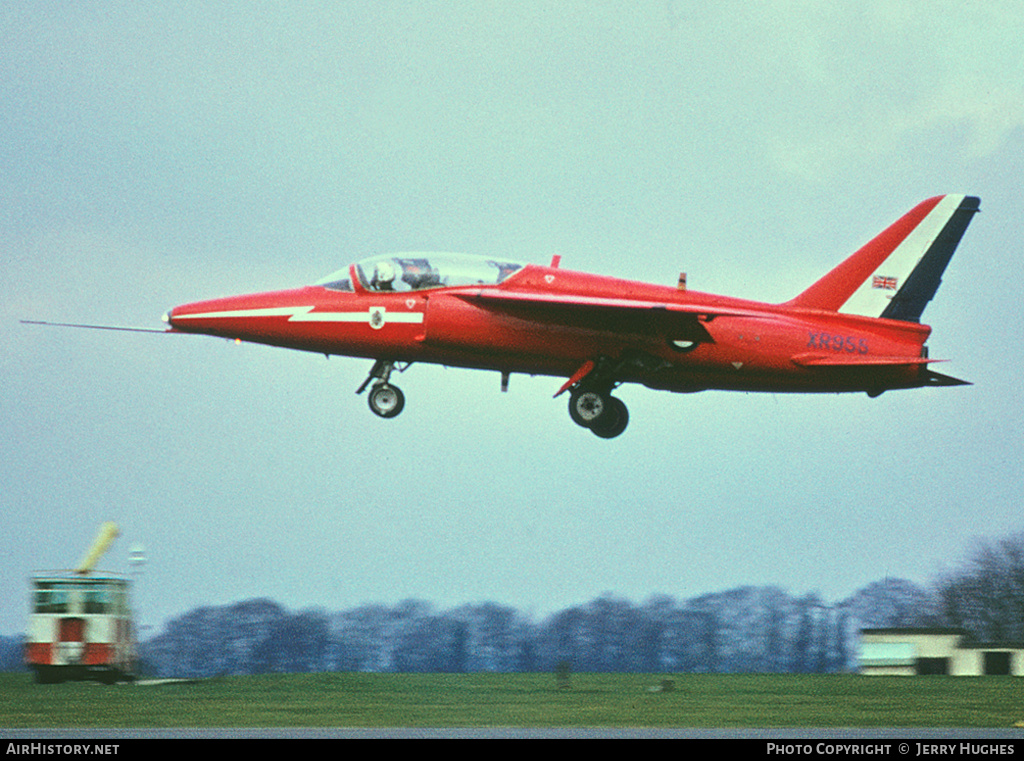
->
(368, 383), (405, 418)
(590, 397), (629, 439)
(568, 389), (609, 428)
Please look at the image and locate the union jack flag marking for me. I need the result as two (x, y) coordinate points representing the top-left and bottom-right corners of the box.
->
(872, 275), (898, 290)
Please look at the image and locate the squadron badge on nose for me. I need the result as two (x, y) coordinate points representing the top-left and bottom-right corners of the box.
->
(369, 306), (385, 329)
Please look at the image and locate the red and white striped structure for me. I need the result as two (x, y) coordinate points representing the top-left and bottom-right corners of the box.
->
(25, 521), (137, 684)
(25, 571), (136, 684)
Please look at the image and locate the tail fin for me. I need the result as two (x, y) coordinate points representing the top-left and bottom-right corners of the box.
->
(786, 195), (980, 322)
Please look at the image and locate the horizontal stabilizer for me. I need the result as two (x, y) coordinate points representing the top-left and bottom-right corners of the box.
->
(791, 353), (939, 368)
(923, 369), (972, 387)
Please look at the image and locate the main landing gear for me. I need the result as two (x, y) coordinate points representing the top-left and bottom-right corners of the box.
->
(559, 356), (633, 439)
(568, 386), (630, 438)
(357, 359), (408, 419)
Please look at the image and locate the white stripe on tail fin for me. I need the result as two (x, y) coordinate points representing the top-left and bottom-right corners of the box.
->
(786, 195), (980, 322)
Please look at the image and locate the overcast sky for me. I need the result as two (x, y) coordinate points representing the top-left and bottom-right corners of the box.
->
(3, 1), (1023, 635)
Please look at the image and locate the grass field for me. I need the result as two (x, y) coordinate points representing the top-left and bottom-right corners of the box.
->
(2, 672), (1024, 728)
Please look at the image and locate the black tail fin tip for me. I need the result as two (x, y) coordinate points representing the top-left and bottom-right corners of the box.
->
(787, 195), (980, 321)
(880, 195), (980, 323)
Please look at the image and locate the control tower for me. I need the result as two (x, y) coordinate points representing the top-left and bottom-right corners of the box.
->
(24, 523), (136, 684)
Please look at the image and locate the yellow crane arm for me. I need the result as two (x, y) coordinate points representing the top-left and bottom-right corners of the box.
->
(75, 522), (120, 574)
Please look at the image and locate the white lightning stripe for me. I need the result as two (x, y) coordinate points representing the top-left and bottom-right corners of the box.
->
(174, 307), (308, 320)
(174, 306), (424, 323)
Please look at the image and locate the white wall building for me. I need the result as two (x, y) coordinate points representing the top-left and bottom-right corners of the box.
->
(859, 628), (1024, 676)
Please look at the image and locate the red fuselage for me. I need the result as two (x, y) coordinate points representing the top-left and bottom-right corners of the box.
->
(167, 261), (932, 396)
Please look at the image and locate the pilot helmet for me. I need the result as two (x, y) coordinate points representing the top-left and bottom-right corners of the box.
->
(375, 260), (396, 284)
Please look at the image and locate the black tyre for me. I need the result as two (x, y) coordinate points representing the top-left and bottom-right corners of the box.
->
(368, 383), (405, 418)
(568, 389), (609, 428)
(590, 397), (629, 439)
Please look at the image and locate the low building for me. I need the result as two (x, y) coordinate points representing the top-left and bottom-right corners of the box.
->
(859, 628), (1024, 676)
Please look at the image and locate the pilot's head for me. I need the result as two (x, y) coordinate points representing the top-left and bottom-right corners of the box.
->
(375, 260), (396, 285)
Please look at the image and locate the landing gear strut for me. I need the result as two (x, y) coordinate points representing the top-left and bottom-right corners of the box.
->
(357, 360), (408, 419)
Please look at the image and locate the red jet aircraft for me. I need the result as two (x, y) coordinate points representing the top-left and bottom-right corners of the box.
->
(29, 195), (980, 438)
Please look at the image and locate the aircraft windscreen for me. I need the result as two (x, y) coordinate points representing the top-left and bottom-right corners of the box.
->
(350, 254), (524, 292)
(314, 269), (354, 292)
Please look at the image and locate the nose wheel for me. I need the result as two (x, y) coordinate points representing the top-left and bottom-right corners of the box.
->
(367, 382), (405, 418)
(357, 359), (409, 419)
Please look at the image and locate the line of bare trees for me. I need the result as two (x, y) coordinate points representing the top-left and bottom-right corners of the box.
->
(5, 532), (1020, 676)
(140, 528), (1024, 678)
(932, 533), (1024, 644)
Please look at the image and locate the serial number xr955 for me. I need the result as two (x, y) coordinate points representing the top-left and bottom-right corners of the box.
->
(807, 332), (869, 354)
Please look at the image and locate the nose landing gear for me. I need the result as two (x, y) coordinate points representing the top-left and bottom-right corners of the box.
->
(357, 360), (409, 419)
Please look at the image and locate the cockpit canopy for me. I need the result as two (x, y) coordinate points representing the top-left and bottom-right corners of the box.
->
(316, 253), (524, 293)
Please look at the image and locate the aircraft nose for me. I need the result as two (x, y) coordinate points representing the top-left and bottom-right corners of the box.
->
(162, 308), (177, 329)
(162, 305), (192, 331)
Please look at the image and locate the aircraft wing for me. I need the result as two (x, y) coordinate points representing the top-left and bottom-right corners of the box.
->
(459, 288), (766, 317)
(454, 288), (768, 340)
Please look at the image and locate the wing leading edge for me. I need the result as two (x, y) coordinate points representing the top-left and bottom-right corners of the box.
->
(457, 288), (768, 317)
(454, 288), (777, 342)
